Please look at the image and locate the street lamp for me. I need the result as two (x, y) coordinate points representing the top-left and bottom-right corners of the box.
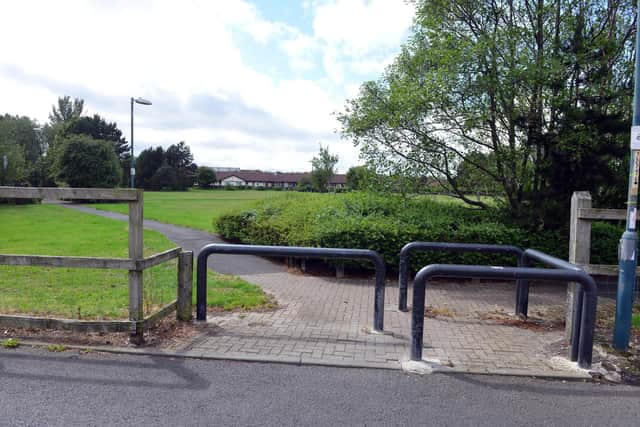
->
(130, 97), (152, 189)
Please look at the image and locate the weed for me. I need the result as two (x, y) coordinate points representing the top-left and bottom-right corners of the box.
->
(2, 338), (19, 349)
(47, 344), (67, 352)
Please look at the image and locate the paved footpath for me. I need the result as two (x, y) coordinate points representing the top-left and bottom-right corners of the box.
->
(65, 204), (585, 377)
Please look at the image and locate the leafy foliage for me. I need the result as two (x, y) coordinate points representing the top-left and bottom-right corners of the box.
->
(310, 145), (338, 192)
(216, 192), (593, 272)
(196, 166), (217, 188)
(135, 142), (197, 191)
(49, 96), (84, 125)
(338, 0), (635, 229)
(54, 134), (122, 188)
(346, 166), (372, 191)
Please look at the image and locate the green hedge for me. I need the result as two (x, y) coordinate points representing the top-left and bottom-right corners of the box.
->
(216, 192), (619, 272)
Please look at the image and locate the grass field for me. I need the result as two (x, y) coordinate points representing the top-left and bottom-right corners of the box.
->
(90, 189), (494, 233)
(92, 189), (283, 232)
(0, 204), (269, 319)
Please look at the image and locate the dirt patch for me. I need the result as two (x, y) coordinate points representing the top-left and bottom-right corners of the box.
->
(588, 302), (640, 385)
(424, 306), (457, 318)
(1, 316), (206, 350)
(477, 308), (564, 332)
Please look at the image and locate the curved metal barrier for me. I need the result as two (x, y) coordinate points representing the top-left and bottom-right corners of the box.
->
(522, 249), (587, 361)
(196, 243), (387, 331)
(398, 242), (528, 315)
(410, 263), (598, 369)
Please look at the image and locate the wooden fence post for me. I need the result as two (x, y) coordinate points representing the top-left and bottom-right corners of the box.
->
(567, 191), (591, 340)
(177, 250), (193, 321)
(129, 191), (144, 344)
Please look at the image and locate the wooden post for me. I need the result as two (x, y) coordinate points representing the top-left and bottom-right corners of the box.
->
(128, 191), (144, 344)
(567, 191), (591, 339)
(177, 250), (193, 321)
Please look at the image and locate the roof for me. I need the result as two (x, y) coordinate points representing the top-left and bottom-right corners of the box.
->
(217, 170), (346, 184)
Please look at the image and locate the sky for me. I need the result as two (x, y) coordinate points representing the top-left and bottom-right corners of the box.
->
(0, 0), (416, 173)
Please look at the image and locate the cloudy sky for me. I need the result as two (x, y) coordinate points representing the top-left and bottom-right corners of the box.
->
(0, 0), (415, 172)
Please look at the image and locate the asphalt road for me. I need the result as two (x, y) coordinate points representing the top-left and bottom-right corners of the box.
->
(1, 347), (639, 427)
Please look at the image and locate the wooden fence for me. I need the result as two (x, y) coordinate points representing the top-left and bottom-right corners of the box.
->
(567, 191), (638, 337)
(0, 187), (193, 343)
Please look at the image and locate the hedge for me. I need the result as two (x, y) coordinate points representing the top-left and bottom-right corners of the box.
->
(216, 192), (620, 272)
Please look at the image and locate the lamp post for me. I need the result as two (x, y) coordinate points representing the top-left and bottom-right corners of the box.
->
(130, 97), (152, 189)
(613, 0), (640, 350)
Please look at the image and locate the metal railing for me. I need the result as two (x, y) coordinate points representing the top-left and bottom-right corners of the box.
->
(410, 261), (598, 368)
(196, 243), (387, 331)
(398, 242), (529, 314)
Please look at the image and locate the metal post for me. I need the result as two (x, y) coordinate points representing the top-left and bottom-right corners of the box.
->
(130, 97), (135, 189)
(614, 0), (640, 350)
(515, 254), (529, 316)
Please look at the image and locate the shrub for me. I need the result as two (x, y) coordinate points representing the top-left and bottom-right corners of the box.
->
(218, 193), (572, 272)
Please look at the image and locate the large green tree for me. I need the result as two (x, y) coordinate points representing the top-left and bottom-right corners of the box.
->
(0, 114), (46, 186)
(339, 0), (635, 228)
(135, 142), (198, 191)
(54, 134), (122, 188)
(65, 114), (131, 186)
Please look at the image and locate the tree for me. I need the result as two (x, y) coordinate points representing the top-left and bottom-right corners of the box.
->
(165, 141), (197, 190)
(338, 0), (635, 228)
(65, 114), (131, 186)
(150, 165), (179, 191)
(454, 152), (501, 196)
(134, 142), (198, 191)
(54, 135), (122, 188)
(135, 146), (165, 189)
(310, 145), (338, 193)
(196, 166), (216, 188)
(66, 114), (129, 160)
(346, 166), (372, 191)
(295, 174), (314, 192)
(0, 114), (43, 186)
(49, 96), (84, 125)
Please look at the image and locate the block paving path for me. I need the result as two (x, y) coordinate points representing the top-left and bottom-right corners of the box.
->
(66, 204), (580, 375)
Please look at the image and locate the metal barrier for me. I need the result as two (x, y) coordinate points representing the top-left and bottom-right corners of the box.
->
(522, 249), (587, 361)
(398, 242), (529, 315)
(410, 263), (598, 368)
(196, 243), (387, 331)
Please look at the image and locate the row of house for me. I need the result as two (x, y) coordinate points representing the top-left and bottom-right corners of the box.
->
(213, 169), (347, 190)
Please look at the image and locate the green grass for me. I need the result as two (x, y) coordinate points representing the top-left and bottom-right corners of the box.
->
(0, 204), (269, 319)
(633, 313), (640, 330)
(91, 189), (499, 233)
(92, 189), (282, 232)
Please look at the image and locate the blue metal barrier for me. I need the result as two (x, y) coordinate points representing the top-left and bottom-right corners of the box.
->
(410, 263), (598, 369)
(196, 243), (387, 332)
(398, 242), (528, 315)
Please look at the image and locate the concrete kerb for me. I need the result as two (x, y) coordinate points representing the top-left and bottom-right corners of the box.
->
(10, 339), (594, 380)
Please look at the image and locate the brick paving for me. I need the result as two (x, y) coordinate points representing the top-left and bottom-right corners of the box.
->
(65, 205), (583, 375)
(188, 271), (575, 374)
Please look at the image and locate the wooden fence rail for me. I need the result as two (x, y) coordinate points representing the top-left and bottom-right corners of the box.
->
(567, 191), (639, 338)
(0, 186), (193, 342)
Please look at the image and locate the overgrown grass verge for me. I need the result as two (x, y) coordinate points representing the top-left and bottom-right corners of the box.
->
(0, 204), (270, 319)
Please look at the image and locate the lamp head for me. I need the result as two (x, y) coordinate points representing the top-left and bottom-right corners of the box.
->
(134, 97), (152, 105)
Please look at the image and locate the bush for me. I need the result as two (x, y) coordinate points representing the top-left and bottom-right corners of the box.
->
(216, 192), (572, 272)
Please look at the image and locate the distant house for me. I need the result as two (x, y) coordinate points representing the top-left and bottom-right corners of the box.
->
(214, 170), (347, 189)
